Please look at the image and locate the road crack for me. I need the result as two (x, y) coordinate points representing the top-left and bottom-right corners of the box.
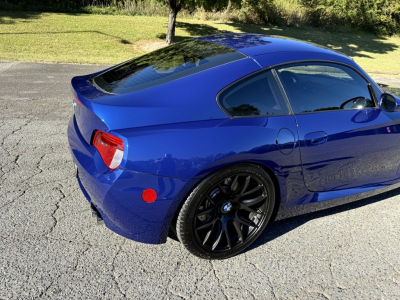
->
(248, 262), (277, 299)
(37, 243), (91, 299)
(211, 261), (229, 300)
(370, 246), (399, 274)
(166, 251), (190, 299)
(111, 240), (127, 298)
(46, 185), (65, 236)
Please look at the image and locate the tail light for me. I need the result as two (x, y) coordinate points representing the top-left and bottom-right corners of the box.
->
(93, 130), (124, 170)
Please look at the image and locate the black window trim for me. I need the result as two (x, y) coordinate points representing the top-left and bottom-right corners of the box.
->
(271, 68), (294, 115)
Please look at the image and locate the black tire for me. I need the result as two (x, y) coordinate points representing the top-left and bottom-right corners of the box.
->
(176, 164), (275, 259)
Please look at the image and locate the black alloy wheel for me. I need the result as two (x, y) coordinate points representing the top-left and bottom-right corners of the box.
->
(176, 164), (275, 259)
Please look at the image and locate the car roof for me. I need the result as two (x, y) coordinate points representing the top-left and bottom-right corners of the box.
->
(195, 33), (348, 59)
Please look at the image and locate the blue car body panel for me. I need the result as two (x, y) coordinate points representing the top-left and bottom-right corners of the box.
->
(72, 57), (260, 131)
(68, 115), (196, 243)
(296, 109), (400, 192)
(67, 33), (398, 245)
(196, 33), (340, 57)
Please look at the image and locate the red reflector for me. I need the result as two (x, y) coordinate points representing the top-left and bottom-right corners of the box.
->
(142, 189), (157, 203)
(93, 130), (124, 170)
(73, 94), (83, 106)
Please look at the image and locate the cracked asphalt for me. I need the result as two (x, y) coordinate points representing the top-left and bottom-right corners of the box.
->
(0, 61), (399, 299)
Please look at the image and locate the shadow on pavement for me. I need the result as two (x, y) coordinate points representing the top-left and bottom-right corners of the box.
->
(246, 186), (400, 253)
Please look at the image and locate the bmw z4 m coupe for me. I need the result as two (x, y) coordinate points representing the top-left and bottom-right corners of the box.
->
(68, 33), (400, 259)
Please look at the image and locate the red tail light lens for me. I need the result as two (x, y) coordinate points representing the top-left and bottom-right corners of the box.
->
(73, 94), (82, 106)
(93, 130), (124, 170)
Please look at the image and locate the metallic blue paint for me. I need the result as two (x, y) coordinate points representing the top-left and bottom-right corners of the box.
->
(196, 33), (339, 57)
(68, 33), (399, 245)
(277, 128), (296, 154)
(71, 58), (259, 132)
(296, 109), (400, 192)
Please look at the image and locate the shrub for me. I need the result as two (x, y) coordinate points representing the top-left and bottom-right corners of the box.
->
(0, 0), (398, 34)
(301, 0), (400, 35)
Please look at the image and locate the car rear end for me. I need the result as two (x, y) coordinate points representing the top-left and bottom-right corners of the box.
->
(68, 73), (192, 243)
(67, 37), (259, 244)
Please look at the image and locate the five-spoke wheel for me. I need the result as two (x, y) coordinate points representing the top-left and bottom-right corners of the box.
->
(176, 164), (275, 259)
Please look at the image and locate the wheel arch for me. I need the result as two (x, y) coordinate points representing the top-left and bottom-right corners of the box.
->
(163, 161), (282, 242)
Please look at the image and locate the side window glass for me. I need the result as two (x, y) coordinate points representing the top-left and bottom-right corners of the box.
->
(219, 70), (289, 117)
(276, 63), (376, 114)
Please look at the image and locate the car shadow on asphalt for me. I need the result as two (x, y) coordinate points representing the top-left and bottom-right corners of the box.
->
(245, 186), (400, 254)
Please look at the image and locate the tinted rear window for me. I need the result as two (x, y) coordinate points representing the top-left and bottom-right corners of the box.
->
(91, 40), (246, 94)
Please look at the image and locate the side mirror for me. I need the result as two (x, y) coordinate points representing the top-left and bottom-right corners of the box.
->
(379, 93), (400, 112)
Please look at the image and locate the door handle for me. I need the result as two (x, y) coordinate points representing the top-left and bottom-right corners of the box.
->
(304, 132), (328, 146)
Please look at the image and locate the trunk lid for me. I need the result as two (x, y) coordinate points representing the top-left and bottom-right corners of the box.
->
(71, 74), (110, 145)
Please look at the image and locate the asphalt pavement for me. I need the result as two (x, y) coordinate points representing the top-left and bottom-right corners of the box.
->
(0, 61), (399, 299)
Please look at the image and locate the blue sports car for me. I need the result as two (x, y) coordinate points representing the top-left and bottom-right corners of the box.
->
(68, 33), (400, 259)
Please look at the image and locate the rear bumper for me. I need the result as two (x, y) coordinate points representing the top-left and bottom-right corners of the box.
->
(67, 115), (190, 244)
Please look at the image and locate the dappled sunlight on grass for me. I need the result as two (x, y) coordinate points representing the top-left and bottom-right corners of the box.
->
(0, 11), (399, 75)
(219, 22), (400, 73)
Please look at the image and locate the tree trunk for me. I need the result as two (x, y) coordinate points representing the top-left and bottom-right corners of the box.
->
(166, 6), (177, 45)
(166, 0), (184, 45)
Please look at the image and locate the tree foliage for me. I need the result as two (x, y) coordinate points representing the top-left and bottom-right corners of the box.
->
(1, 0), (399, 34)
(301, 0), (400, 34)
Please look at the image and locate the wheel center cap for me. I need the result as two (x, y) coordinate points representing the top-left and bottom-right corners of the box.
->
(222, 202), (232, 213)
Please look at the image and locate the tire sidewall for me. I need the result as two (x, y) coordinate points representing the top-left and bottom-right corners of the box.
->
(177, 164), (275, 259)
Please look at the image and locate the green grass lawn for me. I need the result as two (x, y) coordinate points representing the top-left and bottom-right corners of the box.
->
(0, 11), (399, 75)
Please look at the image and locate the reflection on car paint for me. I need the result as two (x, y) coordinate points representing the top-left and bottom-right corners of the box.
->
(68, 33), (400, 256)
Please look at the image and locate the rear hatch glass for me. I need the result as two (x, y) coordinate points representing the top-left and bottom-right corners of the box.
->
(90, 39), (246, 94)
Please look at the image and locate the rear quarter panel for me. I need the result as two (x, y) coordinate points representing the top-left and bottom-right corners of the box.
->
(117, 116), (305, 207)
